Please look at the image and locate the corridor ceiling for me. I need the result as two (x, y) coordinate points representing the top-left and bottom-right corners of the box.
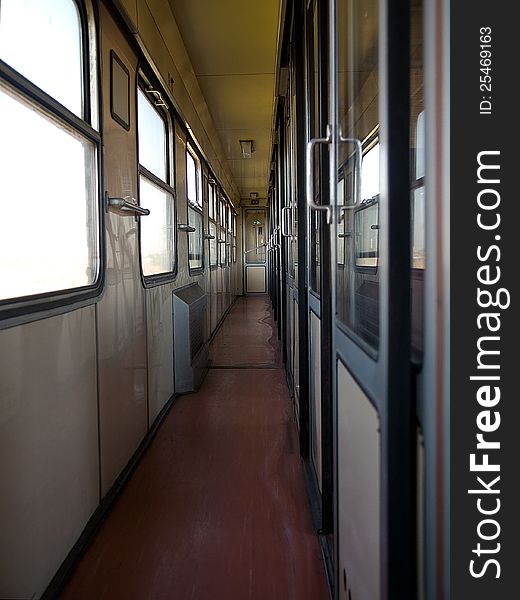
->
(168, 0), (281, 203)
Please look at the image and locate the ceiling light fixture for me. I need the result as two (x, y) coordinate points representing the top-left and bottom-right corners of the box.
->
(239, 140), (254, 159)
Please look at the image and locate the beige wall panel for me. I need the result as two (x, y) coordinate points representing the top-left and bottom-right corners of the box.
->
(146, 286), (174, 424)
(0, 308), (98, 599)
(246, 266), (266, 293)
(113, 0), (138, 30)
(337, 363), (380, 600)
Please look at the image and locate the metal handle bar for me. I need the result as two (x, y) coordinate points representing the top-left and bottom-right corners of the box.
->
(244, 244), (266, 254)
(281, 206), (294, 238)
(105, 193), (150, 216)
(306, 125), (332, 223)
(338, 132), (363, 216)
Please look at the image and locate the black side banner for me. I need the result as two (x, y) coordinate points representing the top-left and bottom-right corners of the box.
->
(452, 2), (518, 598)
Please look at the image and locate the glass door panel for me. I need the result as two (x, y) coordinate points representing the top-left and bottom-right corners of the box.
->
(336, 0), (380, 353)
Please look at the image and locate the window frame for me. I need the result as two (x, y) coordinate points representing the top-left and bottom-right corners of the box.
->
(186, 143), (204, 275)
(218, 202), (226, 267)
(186, 144), (202, 210)
(232, 212), (237, 263)
(208, 178), (216, 221)
(137, 73), (178, 286)
(208, 179), (219, 270)
(0, 0), (104, 323)
(208, 220), (218, 269)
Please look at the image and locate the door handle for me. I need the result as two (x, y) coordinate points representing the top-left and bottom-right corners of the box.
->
(306, 125), (333, 223)
(280, 206), (294, 238)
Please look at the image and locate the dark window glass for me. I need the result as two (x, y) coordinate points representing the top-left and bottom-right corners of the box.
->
(336, 0), (380, 351)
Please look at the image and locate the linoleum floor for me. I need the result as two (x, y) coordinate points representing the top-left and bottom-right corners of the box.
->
(60, 295), (329, 600)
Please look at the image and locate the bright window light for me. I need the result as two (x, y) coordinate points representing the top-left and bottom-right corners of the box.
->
(138, 88), (167, 180)
(139, 176), (174, 276)
(360, 143), (380, 202)
(187, 150), (200, 207)
(0, 86), (98, 300)
(0, 0), (83, 116)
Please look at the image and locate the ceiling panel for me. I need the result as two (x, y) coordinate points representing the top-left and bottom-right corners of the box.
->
(197, 75), (275, 132)
(168, 0), (279, 75)
(168, 0), (280, 201)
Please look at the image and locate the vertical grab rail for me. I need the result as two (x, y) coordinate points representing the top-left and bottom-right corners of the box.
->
(338, 132), (363, 216)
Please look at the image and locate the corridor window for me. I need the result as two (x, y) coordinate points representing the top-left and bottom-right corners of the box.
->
(188, 208), (203, 271)
(209, 222), (218, 267)
(186, 146), (203, 272)
(186, 148), (202, 209)
(0, 0), (101, 307)
(208, 181), (216, 220)
(138, 84), (175, 279)
(219, 199), (226, 228)
(232, 213), (237, 263)
(228, 205), (233, 232)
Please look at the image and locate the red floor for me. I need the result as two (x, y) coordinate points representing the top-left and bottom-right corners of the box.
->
(60, 295), (329, 600)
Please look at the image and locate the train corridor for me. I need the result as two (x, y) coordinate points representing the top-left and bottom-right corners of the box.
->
(59, 295), (329, 600)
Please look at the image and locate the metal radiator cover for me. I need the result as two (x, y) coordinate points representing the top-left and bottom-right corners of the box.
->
(172, 283), (208, 393)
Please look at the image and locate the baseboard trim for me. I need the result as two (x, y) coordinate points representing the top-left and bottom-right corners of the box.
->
(41, 392), (178, 600)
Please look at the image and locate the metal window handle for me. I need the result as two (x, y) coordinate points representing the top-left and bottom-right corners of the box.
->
(146, 87), (167, 108)
(105, 192), (150, 216)
(204, 234), (215, 240)
(338, 132), (363, 216)
(306, 124), (333, 223)
(178, 224), (196, 232)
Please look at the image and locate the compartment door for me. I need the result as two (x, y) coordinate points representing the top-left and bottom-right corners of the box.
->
(97, 4), (147, 496)
(327, 0), (414, 598)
